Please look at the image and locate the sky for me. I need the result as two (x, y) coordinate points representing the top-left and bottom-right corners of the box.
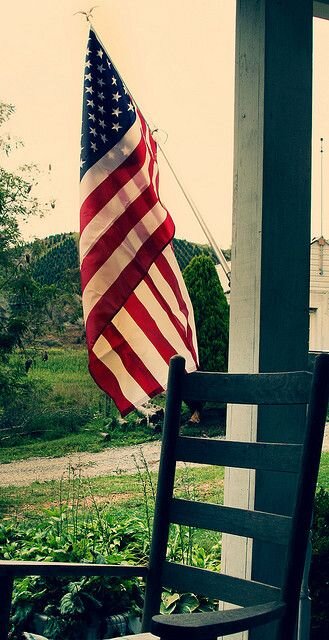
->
(1, 1), (329, 250)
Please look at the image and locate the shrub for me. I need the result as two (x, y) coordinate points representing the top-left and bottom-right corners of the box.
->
(183, 255), (229, 372)
(310, 487), (329, 639)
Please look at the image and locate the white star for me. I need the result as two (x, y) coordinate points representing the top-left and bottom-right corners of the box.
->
(98, 105), (105, 115)
(91, 142), (97, 152)
(123, 86), (128, 95)
(111, 76), (117, 86)
(127, 102), (134, 111)
(87, 99), (95, 108)
(80, 158), (85, 168)
(107, 60), (111, 69)
(112, 122), (122, 132)
(85, 86), (94, 94)
(97, 64), (105, 73)
(85, 60), (92, 69)
(86, 47), (91, 56)
(112, 91), (121, 102)
(112, 107), (122, 118)
(97, 48), (103, 58)
(100, 134), (108, 143)
(85, 73), (92, 81)
(97, 78), (105, 87)
(99, 119), (106, 129)
(88, 113), (96, 122)
(80, 146), (84, 154)
(89, 127), (97, 136)
(98, 92), (105, 101)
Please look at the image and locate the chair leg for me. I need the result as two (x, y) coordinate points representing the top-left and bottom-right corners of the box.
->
(0, 576), (14, 640)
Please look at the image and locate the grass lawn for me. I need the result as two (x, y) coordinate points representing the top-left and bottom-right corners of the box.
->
(2, 453), (328, 520)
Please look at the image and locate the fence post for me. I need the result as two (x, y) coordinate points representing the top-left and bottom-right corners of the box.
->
(0, 575), (14, 640)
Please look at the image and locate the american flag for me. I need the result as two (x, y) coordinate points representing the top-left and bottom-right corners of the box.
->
(80, 28), (198, 416)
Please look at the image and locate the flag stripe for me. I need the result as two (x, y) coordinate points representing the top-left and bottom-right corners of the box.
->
(127, 281), (197, 372)
(92, 334), (149, 407)
(89, 348), (135, 416)
(80, 134), (147, 235)
(80, 141), (155, 264)
(82, 206), (173, 319)
(84, 213), (175, 346)
(81, 182), (160, 290)
(102, 323), (164, 396)
(155, 246), (199, 362)
(144, 264), (198, 366)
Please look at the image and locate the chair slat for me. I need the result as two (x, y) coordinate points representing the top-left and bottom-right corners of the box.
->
(175, 437), (302, 472)
(170, 499), (291, 545)
(162, 562), (280, 607)
(0, 560), (148, 578)
(182, 371), (312, 405)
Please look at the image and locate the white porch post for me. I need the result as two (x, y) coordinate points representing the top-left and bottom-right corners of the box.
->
(222, 1), (313, 639)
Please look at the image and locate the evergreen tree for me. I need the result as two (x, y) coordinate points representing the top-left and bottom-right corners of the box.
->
(183, 254), (229, 372)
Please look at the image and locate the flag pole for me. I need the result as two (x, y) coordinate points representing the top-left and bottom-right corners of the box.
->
(81, 16), (231, 284)
(155, 140), (231, 283)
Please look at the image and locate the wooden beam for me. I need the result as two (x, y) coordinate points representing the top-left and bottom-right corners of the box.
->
(224, 2), (313, 639)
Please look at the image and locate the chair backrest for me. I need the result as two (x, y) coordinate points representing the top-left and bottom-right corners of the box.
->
(141, 353), (329, 639)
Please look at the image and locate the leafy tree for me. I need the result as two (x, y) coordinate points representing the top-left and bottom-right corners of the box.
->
(183, 254), (229, 372)
(0, 102), (54, 427)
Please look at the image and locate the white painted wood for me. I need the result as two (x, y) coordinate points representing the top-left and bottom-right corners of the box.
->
(224, 2), (312, 639)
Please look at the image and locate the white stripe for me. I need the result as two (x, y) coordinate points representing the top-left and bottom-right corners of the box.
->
(133, 280), (196, 372)
(80, 142), (154, 263)
(147, 260), (190, 337)
(80, 117), (141, 204)
(162, 244), (199, 357)
(92, 334), (147, 407)
(82, 203), (168, 321)
(114, 278), (196, 374)
(112, 304), (169, 389)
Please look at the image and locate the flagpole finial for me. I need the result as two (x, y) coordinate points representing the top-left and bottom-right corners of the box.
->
(74, 6), (99, 23)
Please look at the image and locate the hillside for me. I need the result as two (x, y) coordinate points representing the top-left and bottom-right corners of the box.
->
(30, 232), (229, 290)
(28, 233), (230, 347)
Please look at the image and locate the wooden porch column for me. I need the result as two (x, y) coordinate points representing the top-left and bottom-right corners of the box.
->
(222, 1), (313, 638)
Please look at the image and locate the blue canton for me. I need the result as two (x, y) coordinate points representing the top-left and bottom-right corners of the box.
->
(80, 29), (137, 180)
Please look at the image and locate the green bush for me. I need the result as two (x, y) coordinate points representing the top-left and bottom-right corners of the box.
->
(183, 255), (229, 372)
(310, 487), (329, 639)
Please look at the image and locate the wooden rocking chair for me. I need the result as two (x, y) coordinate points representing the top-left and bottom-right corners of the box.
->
(1, 353), (329, 640)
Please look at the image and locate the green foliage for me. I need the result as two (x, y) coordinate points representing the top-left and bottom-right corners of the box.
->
(2, 464), (222, 640)
(0, 348), (160, 463)
(183, 254), (229, 371)
(0, 103), (66, 429)
(310, 487), (329, 639)
(172, 238), (219, 272)
(32, 235), (80, 294)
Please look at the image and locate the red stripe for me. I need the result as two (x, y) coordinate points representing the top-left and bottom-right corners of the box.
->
(143, 260), (198, 366)
(102, 324), (164, 397)
(88, 349), (133, 416)
(80, 136), (147, 234)
(125, 292), (177, 364)
(81, 180), (160, 291)
(154, 248), (198, 365)
(85, 214), (175, 348)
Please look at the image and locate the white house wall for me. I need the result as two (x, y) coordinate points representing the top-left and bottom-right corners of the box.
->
(309, 239), (329, 351)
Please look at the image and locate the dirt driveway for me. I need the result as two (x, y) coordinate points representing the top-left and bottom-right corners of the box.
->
(0, 426), (328, 488)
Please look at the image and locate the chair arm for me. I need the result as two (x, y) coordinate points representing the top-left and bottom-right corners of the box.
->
(151, 601), (286, 640)
(0, 560), (148, 579)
